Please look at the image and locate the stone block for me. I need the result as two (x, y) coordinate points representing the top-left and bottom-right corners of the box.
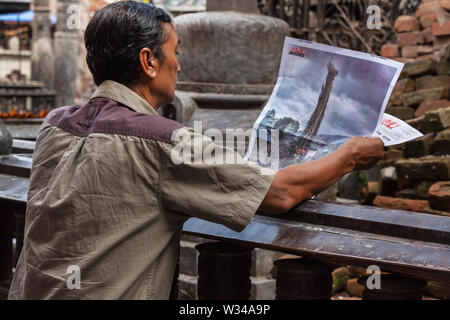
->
(395, 188), (418, 199)
(332, 267), (350, 294)
(425, 281), (450, 299)
(395, 16), (420, 32)
(403, 59), (436, 77)
(433, 35), (450, 51)
(433, 21), (450, 36)
(250, 276), (276, 300)
(441, 0), (450, 10)
(404, 133), (435, 158)
(373, 195), (430, 213)
(251, 248), (283, 277)
(178, 274), (198, 300)
(415, 181), (435, 199)
(393, 78), (416, 94)
(403, 87), (448, 107)
(395, 156), (450, 187)
(436, 60), (450, 75)
(386, 106), (415, 120)
(428, 181), (450, 211)
(420, 13), (438, 29)
(180, 240), (199, 276)
(381, 44), (399, 58)
(396, 31), (424, 46)
(346, 278), (365, 298)
(0, 121), (12, 155)
(415, 1), (450, 22)
(418, 45), (435, 55)
(402, 45), (419, 58)
(407, 114), (439, 134)
(416, 75), (450, 90)
(422, 28), (435, 43)
(432, 127), (450, 155)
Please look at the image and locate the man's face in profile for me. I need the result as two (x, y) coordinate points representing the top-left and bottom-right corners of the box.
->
(154, 23), (181, 106)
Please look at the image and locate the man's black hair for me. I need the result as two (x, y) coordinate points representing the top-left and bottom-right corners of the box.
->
(84, 1), (172, 86)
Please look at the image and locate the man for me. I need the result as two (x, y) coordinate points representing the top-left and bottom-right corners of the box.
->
(8, 1), (383, 299)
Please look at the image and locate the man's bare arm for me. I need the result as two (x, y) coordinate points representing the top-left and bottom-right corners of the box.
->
(258, 136), (384, 214)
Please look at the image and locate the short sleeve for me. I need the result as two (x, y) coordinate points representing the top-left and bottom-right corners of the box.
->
(159, 127), (275, 232)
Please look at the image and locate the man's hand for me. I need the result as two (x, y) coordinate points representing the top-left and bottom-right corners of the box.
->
(258, 136), (384, 214)
(342, 136), (384, 171)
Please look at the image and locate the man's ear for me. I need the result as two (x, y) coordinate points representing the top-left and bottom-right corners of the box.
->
(139, 47), (158, 79)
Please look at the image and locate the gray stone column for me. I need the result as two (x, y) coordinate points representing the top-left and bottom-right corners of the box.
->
(206, 0), (259, 13)
(53, 0), (79, 107)
(31, 0), (54, 89)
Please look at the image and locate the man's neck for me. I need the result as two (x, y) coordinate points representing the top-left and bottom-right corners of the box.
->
(128, 83), (160, 111)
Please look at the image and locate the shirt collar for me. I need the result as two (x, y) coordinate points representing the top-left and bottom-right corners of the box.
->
(90, 80), (158, 115)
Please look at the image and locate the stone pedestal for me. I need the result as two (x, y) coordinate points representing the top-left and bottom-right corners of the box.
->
(31, 0), (54, 89)
(53, 0), (79, 107)
(0, 121), (12, 155)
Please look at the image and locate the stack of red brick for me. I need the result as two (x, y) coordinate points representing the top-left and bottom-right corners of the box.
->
(381, 0), (450, 62)
(374, 1), (450, 217)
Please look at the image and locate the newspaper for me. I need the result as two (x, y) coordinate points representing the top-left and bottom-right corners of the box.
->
(245, 37), (422, 171)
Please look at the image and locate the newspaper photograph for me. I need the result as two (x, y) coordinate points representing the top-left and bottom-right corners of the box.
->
(245, 37), (408, 171)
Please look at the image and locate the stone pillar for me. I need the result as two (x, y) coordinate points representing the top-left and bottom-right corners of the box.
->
(31, 0), (55, 89)
(54, 0), (80, 107)
(206, 0), (259, 13)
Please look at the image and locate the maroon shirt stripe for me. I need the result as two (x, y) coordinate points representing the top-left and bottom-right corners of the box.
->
(45, 98), (183, 144)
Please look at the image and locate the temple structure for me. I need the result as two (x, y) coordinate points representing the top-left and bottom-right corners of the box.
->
(299, 57), (339, 148)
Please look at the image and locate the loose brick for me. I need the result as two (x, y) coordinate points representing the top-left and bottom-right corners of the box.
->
(436, 60), (450, 75)
(420, 13), (437, 29)
(381, 44), (399, 58)
(418, 45), (435, 55)
(415, 99), (450, 117)
(373, 195), (430, 213)
(428, 181), (450, 211)
(416, 75), (450, 90)
(403, 87), (448, 107)
(346, 278), (365, 298)
(395, 188), (418, 199)
(386, 106), (415, 120)
(433, 35), (450, 50)
(395, 15), (421, 32)
(422, 28), (435, 43)
(397, 31), (424, 46)
(407, 107), (450, 134)
(433, 21), (450, 36)
(395, 156), (450, 187)
(404, 133), (435, 158)
(432, 128), (450, 155)
(441, 0), (450, 10)
(393, 78), (416, 94)
(393, 57), (416, 64)
(402, 45), (419, 58)
(403, 59), (436, 77)
(415, 181), (435, 199)
(416, 1), (450, 22)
